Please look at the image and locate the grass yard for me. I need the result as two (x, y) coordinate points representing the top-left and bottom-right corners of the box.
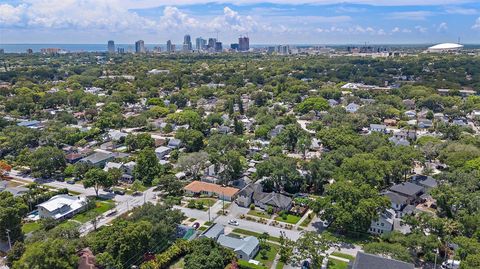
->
(72, 200), (115, 223)
(275, 261), (284, 269)
(198, 226), (208, 231)
(299, 213), (315, 227)
(195, 198), (217, 207)
(248, 209), (271, 219)
(232, 228), (281, 243)
(328, 259), (349, 269)
(254, 243), (278, 268)
(274, 214), (301, 224)
(331, 252), (355, 261)
(187, 217), (197, 222)
(22, 222), (42, 234)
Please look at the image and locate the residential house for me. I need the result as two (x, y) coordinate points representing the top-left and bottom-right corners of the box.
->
(328, 99), (339, 107)
(383, 119), (397, 126)
(390, 182), (424, 204)
(349, 252), (414, 269)
(217, 235), (260, 261)
(183, 181), (239, 201)
(369, 209), (395, 235)
(168, 138), (182, 149)
(418, 119), (433, 129)
(79, 151), (114, 167)
(202, 164), (225, 184)
(412, 175), (438, 191)
(236, 183), (293, 212)
(65, 153), (83, 164)
(269, 125), (284, 138)
(200, 223), (225, 240)
(37, 194), (87, 220)
(155, 146), (172, 160)
(404, 110), (416, 118)
(369, 124), (387, 133)
(384, 191), (408, 212)
(389, 136), (410, 146)
(402, 99), (415, 110)
(17, 120), (42, 129)
(346, 103), (360, 113)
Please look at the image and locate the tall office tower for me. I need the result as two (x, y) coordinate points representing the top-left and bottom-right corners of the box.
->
(26, 48), (33, 54)
(214, 41), (223, 52)
(208, 38), (217, 49)
(238, 36), (249, 51)
(135, 40), (145, 53)
(107, 40), (115, 53)
(117, 47), (125, 54)
(196, 37), (206, 51)
(166, 40), (173, 53)
(231, 43), (239, 50)
(183, 34), (192, 51)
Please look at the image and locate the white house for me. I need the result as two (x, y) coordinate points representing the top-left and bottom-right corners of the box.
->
(346, 103), (360, 113)
(37, 194), (87, 220)
(155, 146), (172, 160)
(369, 209), (395, 235)
(217, 235), (260, 261)
(370, 124), (387, 133)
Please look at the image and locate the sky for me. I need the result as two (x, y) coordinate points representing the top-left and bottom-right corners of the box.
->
(0, 0), (479, 45)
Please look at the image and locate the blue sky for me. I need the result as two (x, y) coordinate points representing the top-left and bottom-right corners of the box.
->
(0, 0), (479, 44)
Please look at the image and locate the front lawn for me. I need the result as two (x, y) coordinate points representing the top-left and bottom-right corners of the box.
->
(248, 209), (271, 219)
(274, 214), (301, 224)
(231, 228), (281, 243)
(22, 222), (42, 234)
(331, 252), (355, 261)
(254, 243), (278, 268)
(299, 213), (315, 227)
(72, 200), (115, 223)
(328, 259), (349, 269)
(195, 198), (217, 207)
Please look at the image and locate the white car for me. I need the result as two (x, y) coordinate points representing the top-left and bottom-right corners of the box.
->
(228, 219), (239, 226)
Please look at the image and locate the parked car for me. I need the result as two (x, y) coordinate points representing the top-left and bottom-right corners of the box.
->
(106, 210), (117, 217)
(301, 260), (310, 269)
(114, 189), (125, 195)
(66, 180), (75, 185)
(228, 219), (239, 226)
(103, 187), (113, 193)
(442, 260), (460, 269)
(192, 222), (200, 229)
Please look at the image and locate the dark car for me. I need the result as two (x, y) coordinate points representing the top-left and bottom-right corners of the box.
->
(114, 189), (125, 195)
(302, 260), (310, 269)
(103, 187), (113, 193)
(66, 180), (75, 185)
(192, 222), (200, 229)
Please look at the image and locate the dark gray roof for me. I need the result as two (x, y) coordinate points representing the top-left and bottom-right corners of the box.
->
(254, 192), (292, 209)
(418, 177), (437, 188)
(80, 151), (114, 164)
(238, 183), (263, 198)
(390, 182), (423, 197)
(384, 191), (408, 205)
(352, 252), (414, 269)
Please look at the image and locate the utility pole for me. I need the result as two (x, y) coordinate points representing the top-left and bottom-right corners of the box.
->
(6, 229), (12, 250)
(434, 248), (438, 269)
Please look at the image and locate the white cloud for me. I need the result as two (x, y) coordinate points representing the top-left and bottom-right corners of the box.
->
(473, 17), (480, 30)
(437, 22), (448, 32)
(208, 7), (258, 33)
(123, 0), (477, 8)
(445, 7), (478, 15)
(0, 4), (26, 25)
(415, 25), (428, 33)
(159, 6), (199, 30)
(389, 11), (433, 20)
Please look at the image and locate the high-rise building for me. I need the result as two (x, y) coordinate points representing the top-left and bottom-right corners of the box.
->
(231, 43), (239, 50)
(117, 47), (125, 54)
(214, 42), (223, 52)
(167, 40), (173, 53)
(26, 48), (33, 54)
(135, 40), (145, 53)
(207, 38), (217, 49)
(108, 40), (115, 53)
(196, 37), (206, 51)
(183, 34), (192, 51)
(238, 36), (249, 51)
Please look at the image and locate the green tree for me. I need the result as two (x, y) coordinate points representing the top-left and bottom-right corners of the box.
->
(296, 97), (329, 113)
(134, 148), (163, 185)
(364, 242), (413, 263)
(184, 238), (234, 269)
(177, 151), (209, 179)
(175, 129), (204, 152)
(13, 238), (78, 269)
(293, 231), (335, 268)
(0, 192), (28, 243)
(29, 146), (66, 178)
(125, 133), (155, 152)
(83, 168), (113, 197)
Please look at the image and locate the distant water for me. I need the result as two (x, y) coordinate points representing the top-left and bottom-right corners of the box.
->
(1, 43), (479, 53)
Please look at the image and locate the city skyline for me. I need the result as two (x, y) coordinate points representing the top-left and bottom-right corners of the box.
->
(0, 1), (480, 44)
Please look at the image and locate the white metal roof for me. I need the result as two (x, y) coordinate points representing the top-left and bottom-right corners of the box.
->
(428, 43), (463, 50)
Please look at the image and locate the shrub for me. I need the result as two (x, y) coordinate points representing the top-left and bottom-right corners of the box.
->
(249, 204), (255, 210)
(187, 200), (196, 208)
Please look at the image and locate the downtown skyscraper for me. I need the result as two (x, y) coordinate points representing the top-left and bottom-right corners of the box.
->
(135, 40), (145, 53)
(107, 40), (115, 53)
(238, 36), (249, 51)
(183, 35), (192, 51)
